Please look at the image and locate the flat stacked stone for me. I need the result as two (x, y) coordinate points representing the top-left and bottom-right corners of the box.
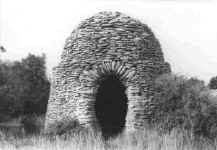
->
(45, 11), (171, 133)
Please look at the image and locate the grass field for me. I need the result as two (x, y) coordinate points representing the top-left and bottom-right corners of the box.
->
(0, 128), (217, 150)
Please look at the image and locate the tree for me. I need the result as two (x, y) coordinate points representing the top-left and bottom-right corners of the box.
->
(20, 53), (50, 115)
(209, 76), (217, 89)
(0, 53), (50, 119)
(0, 45), (6, 53)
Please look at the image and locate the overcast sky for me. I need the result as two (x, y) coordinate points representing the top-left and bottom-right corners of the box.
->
(1, 0), (217, 82)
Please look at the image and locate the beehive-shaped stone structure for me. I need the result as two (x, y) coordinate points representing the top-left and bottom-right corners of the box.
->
(45, 11), (170, 137)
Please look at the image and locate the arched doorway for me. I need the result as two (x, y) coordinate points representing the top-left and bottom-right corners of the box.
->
(94, 74), (128, 138)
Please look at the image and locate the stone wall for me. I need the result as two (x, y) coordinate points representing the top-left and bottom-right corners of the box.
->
(45, 11), (171, 134)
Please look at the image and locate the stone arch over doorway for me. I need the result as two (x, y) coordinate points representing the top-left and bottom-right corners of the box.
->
(75, 61), (142, 138)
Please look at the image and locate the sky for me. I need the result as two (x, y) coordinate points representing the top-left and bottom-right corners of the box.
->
(1, 0), (217, 82)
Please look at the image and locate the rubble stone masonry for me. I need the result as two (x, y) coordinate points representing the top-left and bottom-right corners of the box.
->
(45, 11), (171, 134)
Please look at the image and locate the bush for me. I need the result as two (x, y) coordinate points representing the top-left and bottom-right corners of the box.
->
(151, 74), (217, 139)
(209, 76), (217, 89)
(46, 117), (86, 136)
(21, 114), (44, 135)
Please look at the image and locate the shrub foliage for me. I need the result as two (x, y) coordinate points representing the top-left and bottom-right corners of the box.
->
(151, 74), (217, 139)
(0, 53), (50, 120)
(209, 76), (217, 89)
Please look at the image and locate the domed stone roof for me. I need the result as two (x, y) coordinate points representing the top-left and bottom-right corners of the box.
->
(61, 11), (164, 67)
(45, 11), (171, 137)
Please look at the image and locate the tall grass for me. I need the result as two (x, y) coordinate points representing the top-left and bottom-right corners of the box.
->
(0, 128), (217, 150)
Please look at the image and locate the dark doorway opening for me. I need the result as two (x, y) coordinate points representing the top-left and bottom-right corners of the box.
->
(95, 74), (128, 139)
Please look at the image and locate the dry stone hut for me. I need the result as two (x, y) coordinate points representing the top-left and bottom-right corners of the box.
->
(45, 11), (171, 137)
